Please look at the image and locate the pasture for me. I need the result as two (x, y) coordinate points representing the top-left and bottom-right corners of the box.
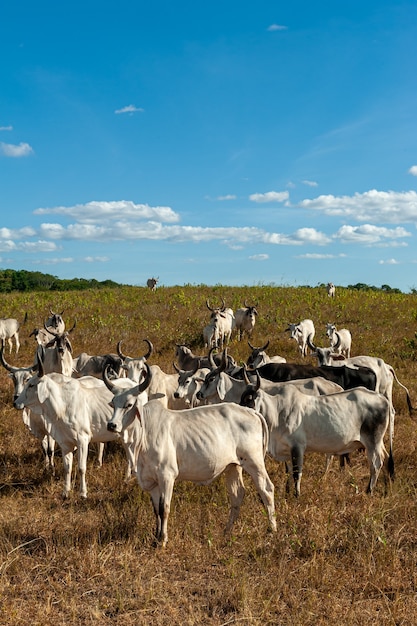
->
(1, 284), (417, 625)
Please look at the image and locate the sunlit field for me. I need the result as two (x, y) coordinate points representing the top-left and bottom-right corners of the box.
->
(1, 284), (417, 625)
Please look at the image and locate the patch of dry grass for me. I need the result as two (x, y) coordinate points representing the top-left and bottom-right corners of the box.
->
(1, 285), (417, 624)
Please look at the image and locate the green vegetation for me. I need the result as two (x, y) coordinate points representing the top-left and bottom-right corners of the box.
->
(0, 284), (417, 625)
(0, 269), (122, 292)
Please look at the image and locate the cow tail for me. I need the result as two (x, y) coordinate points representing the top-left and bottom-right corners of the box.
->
(255, 410), (269, 457)
(387, 403), (395, 481)
(388, 366), (415, 416)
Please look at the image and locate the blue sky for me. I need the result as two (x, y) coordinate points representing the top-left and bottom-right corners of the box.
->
(1, 1), (417, 291)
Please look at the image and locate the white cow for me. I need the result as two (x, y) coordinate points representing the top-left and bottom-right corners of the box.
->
(326, 283), (336, 297)
(37, 322), (76, 377)
(106, 367), (277, 547)
(234, 301), (258, 341)
(239, 374), (394, 497)
(206, 299), (235, 348)
(173, 362), (210, 407)
(246, 340), (286, 369)
(326, 323), (352, 358)
(285, 319), (315, 357)
(0, 348), (56, 473)
(72, 352), (124, 379)
(0, 312), (27, 354)
(117, 339), (153, 381)
(196, 366), (344, 406)
(14, 358), (150, 498)
(307, 336), (414, 419)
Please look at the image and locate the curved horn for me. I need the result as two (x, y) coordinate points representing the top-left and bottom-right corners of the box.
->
(220, 297), (226, 312)
(138, 362), (152, 394)
(117, 340), (127, 360)
(44, 321), (58, 336)
(219, 349), (228, 372)
(173, 362), (181, 373)
(254, 370), (261, 392)
(206, 299), (214, 312)
(67, 319), (77, 333)
(208, 347), (217, 368)
(0, 347), (17, 373)
(143, 338), (154, 360)
(103, 364), (116, 392)
(259, 340), (270, 352)
(307, 333), (316, 351)
(243, 364), (251, 386)
(333, 331), (341, 350)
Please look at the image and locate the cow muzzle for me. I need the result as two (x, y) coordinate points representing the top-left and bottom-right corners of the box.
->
(107, 422), (118, 433)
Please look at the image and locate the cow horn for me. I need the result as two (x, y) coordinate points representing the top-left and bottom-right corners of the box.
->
(143, 339), (154, 360)
(44, 321), (58, 336)
(206, 299), (214, 312)
(243, 365), (251, 386)
(117, 340), (127, 359)
(333, 331), (341, 350)
(138, 362), (152, 394)
(259, 340), (270, 351)
(0, 346), (17, 373)
(219, 349), (228, 372)
(67, 320), (77, 333)
(172, 362), (181, 373)
(103, 364), (116, 392)
(208, 347), (217, 368)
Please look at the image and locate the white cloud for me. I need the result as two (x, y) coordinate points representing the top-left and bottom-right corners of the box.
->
(0, 226), (36, 239)
(249, 254), (269, 261)
(0, 142), (33, 157)
(379, 258), (400, 265)
(114, 105), (144, 114)
(334, 224), (411, 245)
(408, 165), (417, 176)
(302, 180), (318, 187)
(293, 227), (331, 245)
(84, 256), (109, 263)
(249, 190), (289, 203)
(296, 253), (347, 259)
(217, 194), (236, 201)
(34, 200), (180, 224)
(0, 125), (13, 131)
(300, 189), (417, 223)
(267, 24), (288, 31)
(32, 257), (73, 265)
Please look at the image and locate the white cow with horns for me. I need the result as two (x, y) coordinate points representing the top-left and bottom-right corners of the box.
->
(239, 372), (394, 497)
(285, 319), (315, 357)
(106, 363), (277, 547)
(14, 354), (149, 498)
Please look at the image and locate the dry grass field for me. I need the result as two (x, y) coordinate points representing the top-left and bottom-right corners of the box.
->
(1, 284), (417, 625)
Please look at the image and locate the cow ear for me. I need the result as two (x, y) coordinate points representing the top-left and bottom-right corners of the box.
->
(217, 374), (226, 400)
(37, 380), (48, 404)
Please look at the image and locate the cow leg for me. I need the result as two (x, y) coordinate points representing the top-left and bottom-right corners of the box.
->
(61, 448), (74, 498)
(14, 333), (20, 354)
(224, 464), (245, 534)
(365, 442), (384, 494)
(77, 437), (90, 499)
(41, 434), (56, 475)
(291, 445), (304, 497)
(96, 442), (105, 467)
(150, 478), (174, 547)
(242, 460), (277, 532)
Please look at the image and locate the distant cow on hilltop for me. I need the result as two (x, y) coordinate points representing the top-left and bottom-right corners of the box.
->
(146, 277), (159, 291)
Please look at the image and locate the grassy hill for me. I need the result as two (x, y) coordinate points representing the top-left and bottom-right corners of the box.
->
(0, 284), (417, 625)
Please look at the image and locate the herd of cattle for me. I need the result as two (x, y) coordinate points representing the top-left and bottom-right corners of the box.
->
(0, 305), (413, 547)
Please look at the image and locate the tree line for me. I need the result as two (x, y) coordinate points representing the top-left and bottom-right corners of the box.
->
(0, 269), (122, 292)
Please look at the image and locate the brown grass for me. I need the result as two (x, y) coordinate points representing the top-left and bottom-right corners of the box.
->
(1, 285), (417, 625)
